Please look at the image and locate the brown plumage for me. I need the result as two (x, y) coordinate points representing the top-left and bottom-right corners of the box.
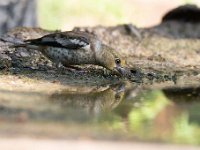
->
(12, 31), (126, 75)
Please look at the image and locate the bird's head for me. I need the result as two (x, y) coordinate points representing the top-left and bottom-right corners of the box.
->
(96, 44), (126, 76)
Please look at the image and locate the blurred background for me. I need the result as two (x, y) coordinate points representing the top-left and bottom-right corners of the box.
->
(1, 0), (200, 34)
(37, 0), (200, 30)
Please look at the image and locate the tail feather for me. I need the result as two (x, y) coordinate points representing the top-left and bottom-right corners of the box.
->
(0, 36), (40, 50)
(0, 36), (24, 45)
(9, 44), (27, 48)
(0, 36), (26, 49)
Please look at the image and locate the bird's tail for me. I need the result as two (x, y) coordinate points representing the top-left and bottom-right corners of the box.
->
(0, 36), (25, 48)
(9, 43), (27, 48)
(0, 37), (41, 50)
(10, 43), (40, 50)
(0, 36), (24, 44)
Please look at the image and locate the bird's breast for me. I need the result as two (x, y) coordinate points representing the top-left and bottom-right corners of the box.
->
(43, 47), (95, 65)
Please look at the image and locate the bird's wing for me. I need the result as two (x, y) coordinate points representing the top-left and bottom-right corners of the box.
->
(25, 32), (90, 49)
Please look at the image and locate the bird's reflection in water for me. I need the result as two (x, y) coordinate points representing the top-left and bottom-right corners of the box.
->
(49, 83), (125, 115)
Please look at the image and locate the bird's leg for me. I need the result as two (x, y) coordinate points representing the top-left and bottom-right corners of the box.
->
(64, 65), (82, 71)
(53, 62), (66, 74)
(103, 68), (112, 76)
(53, 62), (86, 74)
(63, 65), (88, 74)
(55, 62), (63, 69)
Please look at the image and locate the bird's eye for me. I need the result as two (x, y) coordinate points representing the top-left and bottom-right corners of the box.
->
(115, 58), (121, 65)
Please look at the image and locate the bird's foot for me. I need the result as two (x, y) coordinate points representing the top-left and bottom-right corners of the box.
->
(64, 67), (86, 74)
(57, 65), (86, 75)
(103, 68), (113, 76)
(54, 63), (80, 74)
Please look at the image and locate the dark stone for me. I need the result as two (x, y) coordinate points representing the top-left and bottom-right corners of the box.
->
(162, 4), (200, 23)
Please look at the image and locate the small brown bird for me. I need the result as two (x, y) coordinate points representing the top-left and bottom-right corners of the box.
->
(13, 31), (126, 75)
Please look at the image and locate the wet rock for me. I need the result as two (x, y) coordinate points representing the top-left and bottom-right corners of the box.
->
(19, 51), (30, 57)
(0, 53), (11, 69)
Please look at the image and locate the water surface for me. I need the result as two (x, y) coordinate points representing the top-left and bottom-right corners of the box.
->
(0, 74), (199, 145)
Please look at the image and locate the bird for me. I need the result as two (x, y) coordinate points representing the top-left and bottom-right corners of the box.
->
(11, 31), (126, 75)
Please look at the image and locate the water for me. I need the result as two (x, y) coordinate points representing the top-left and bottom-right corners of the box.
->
(0, 74), (200, 145)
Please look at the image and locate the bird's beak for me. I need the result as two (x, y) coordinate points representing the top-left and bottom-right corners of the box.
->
(114, 67), (138, 79)
(114, 67), (127, 76)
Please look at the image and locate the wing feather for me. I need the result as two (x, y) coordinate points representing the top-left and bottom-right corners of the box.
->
(25, 31), (90, 49)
